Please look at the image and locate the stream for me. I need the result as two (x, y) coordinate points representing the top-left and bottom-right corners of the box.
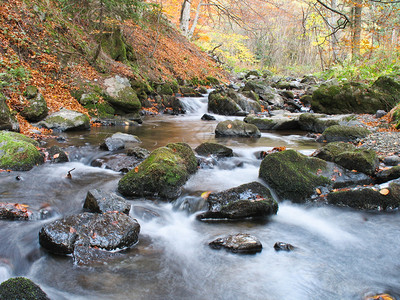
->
(1, 95), (400, 299)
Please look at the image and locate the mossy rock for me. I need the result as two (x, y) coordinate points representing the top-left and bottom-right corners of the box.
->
(118, 143), (196, 199)
(80, 93), (100, 106)
(313, 142), (356, 161)
(334, 149), (379, 176)
(107, 86), (141, 112)
(244, 116), (299, 131)
(376, 166), (400, 183)
(197, 181), (278, 220)
(311, 82), (397, 114)
(205, 76), (220, 86)
(0, 277), (50, 300)
(195, 142), (233, 158)
(298, 113), (339, 133)
(100, 26), (127, 62)
(259, 149), (330, 202)
(372, 74), (400, 96)
(208, 89), (241, 115)
(0, 93), (19, 132)
(20, 89), (48, 122)
(0, 131), (43, 171)
(318, 125), (371, 143)
(166, 142), (197, 174)
(215, 120), (261, 138)
(85, 101), (115, 118)
(327, 182), (400, 210)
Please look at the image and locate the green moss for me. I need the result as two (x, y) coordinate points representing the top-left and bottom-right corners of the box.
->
(166, 142), (197, 174)
(320, 125), (371, 142)
(259, 149), (330, 202)
(335, 149), (378, 176)
(100, 27), (127, 62)
(314, 141), (356, 161)
(0, 131), (43, 171)
(85, 101), (115, 118)
(205, 76), (220, 86)
(208, 90), (240, 115)
(0, 277), (50, 300)
(118, 146), (190, 199)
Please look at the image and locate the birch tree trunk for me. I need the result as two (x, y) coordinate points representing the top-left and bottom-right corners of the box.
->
(180, 0), (191, 37)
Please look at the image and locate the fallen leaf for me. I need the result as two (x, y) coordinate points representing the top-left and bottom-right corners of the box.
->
(201, 191), (212, 199)
(53, 153), (60, 159)
(380, 188), (390, 195)
(316, 188), (321, 195)
(227, 123), (232, 129)
(134, 167), (139, 173)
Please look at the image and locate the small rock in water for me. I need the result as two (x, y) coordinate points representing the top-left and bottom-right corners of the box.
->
(201, 113), (216, 121)
(209, 233), (262, 254)
(274, 242), (295, 251)
(364, 293), (396, 300)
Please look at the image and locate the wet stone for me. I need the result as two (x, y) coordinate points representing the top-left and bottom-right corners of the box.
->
(274, 242), (295, 251)
(83, 189), (131, 214)
(209, 233), (262, 254)
(38, 212), (140, 261)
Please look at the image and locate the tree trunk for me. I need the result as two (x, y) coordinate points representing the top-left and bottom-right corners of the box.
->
(91, 0), (104, 65)
(188, 1), (203, 39)
(352, 0), (363, 60)
(180, 0), (191, 37)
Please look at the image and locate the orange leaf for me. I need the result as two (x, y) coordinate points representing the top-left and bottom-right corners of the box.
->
(134, 167), (139, 173)
(380, 188), (390, 196)
(227, 124), (232, 129)
(316, 188), (321, 195)
(201, 191), (212, 199)
(53, 153), (59, 159)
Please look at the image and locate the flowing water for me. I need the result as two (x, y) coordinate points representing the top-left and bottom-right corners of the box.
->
(1, 95), (400, 300)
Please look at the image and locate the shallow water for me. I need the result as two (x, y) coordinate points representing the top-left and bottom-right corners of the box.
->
(1, 96), (400, 299)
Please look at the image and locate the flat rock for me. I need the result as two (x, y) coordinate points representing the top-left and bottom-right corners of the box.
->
(38, 108), (90, 131)
(100, 132), (141, 151)
(209, 233), (262, 254)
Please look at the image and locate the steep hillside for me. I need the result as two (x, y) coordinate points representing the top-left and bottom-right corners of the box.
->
(0, 0), (227, 136)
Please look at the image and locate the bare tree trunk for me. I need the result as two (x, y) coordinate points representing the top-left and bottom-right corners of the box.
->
(352, 0), (363, 60)
(188, 1), (203, 39)
(329, 0), (339, 63)
(180, 0), (191, 37)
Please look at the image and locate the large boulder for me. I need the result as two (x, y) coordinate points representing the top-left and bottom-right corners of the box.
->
(311, 81), (397, 114)
(241, 80), (284, 107)
(0, 277), (50, 300)
(208, 88), (242, 115)
(194, 142), (233, 158)
(215, 120), (261, 138)
(104, 75), (141, 113)
(197, 182), (278, 220)
(83, 189), (131, 214)
(318, 125), (371, 143)
(100, 132), (141, 151)
(118, 142), (197, 199)
(259, 149), (331, 202)
(209, 233), (262, 254)
(0, 131), (43, 171)
(298, 113), (339, 133)
(0, 93), (19, 132)
(208, 88), (262, 116)
(313, 142), (379, 176)
(38, 108), (90, 131)
(244, 115), (299, 131)
(20, 86), (48, 122)
(39, 212), (140, 256)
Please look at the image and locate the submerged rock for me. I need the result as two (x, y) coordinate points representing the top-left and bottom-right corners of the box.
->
(0, 131), (43, 171)
(215, 120), (261, 138)
(38, 108), (90, 131)
(39, 212), (140, 258)
(0, 277), (50, 300)
(91, 153), (141, 172)
(195, 142), (233, 158)
(209, 233), (262, 254)
(0, 202), (32, 220)
(197, 182), (278, 220)
(83, 189), (131, 214)
(118, 142), (197, 199)
(201, 113), (216, 121)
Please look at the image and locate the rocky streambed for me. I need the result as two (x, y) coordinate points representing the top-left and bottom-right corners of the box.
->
(1, 74), (400, 299)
